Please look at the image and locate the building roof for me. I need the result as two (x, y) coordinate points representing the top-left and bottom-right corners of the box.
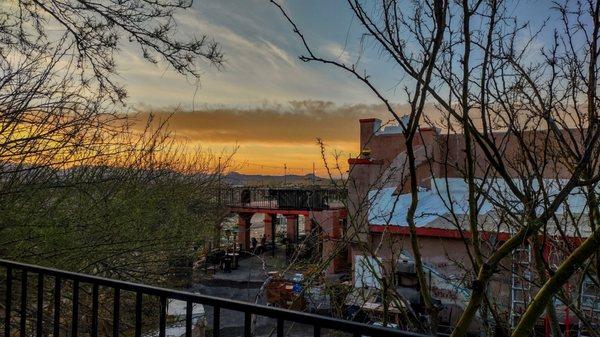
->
(368, 178), (591, 238)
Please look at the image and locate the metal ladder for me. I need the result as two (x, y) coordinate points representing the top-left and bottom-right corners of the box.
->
(578, 277), (600, 337)
(510, 244), (532, 328)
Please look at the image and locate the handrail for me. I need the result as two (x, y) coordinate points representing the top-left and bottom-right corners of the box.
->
(0, 259), (429, 337)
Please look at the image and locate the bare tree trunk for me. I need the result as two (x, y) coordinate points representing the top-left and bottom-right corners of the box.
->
(532, 239), (562, 337)
(406, 143), (438, 330)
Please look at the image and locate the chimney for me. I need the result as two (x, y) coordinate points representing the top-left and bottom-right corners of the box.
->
(359, 118), (381, 150)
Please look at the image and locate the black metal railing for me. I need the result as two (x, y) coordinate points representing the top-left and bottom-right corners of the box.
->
(1, 259), (427, 337)
(222, 187), (346, 211)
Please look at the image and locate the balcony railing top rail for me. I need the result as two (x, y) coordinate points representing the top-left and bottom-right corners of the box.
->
(1, 258), (429, 337)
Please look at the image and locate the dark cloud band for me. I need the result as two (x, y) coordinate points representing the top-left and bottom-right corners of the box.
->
(133, 101), (402, 144)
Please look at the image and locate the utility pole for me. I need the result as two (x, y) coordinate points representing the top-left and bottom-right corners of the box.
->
(271, 214), (276, 257)
(284, 163), (287, 185)
(216, 156), (222, 251)
(217, 156), (222, 205)
(312, 162), (316, 186)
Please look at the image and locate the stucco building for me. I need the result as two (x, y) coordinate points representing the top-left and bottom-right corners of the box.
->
(345, 117), (596, 332)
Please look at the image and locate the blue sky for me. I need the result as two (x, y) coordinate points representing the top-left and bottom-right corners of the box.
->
(119, 0), (555, 109)
(120, 0), (400, 108)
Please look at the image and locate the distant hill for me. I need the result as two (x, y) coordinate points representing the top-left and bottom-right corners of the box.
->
(224, 172), (332, 187)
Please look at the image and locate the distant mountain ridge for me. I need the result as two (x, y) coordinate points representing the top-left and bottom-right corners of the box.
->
(225, 171), (331, 186)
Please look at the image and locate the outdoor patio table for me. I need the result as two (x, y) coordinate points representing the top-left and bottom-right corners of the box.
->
(226, 252), (240, 269)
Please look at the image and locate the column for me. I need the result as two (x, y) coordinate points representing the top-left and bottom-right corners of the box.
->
(264, 213), (277, 256)
(237, 213), (252, 250)
(285, 214), (298, 242)
(263, 214), (274, 240)
(304, 217), (312, 234)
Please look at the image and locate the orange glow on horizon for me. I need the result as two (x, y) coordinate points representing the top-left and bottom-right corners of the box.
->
(184, 140), (354, 177)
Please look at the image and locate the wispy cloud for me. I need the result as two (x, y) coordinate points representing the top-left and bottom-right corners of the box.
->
(116, 0), (379, 108)
(322, 42), (352, 64)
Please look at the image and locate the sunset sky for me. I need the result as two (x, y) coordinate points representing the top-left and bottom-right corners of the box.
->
(119, 0), (551, 175)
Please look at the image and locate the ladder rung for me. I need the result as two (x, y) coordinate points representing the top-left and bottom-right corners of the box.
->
(512, 287), (531, 291)
(513, 298), (531, 303)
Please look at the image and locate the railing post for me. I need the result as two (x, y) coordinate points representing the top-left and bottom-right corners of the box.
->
(185, 301), (192, 337)
(244, 311), (251, 337)
(112, 288), (120, 337)
(91, 283), (99, 337)
(213, 306), (220, 337)
(276, 318), (284, 337)
(36, 273), (43, 337)
(5, 266), (12, 337)
(71, 279), (79, 337)
(53, 276), (61, 337)
(159, 296), (166, 337)
(134, 291), (142, 337)
(20, 270), (27, 337)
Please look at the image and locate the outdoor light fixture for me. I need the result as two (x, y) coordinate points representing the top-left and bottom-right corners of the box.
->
(361, 147), (371, 158)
